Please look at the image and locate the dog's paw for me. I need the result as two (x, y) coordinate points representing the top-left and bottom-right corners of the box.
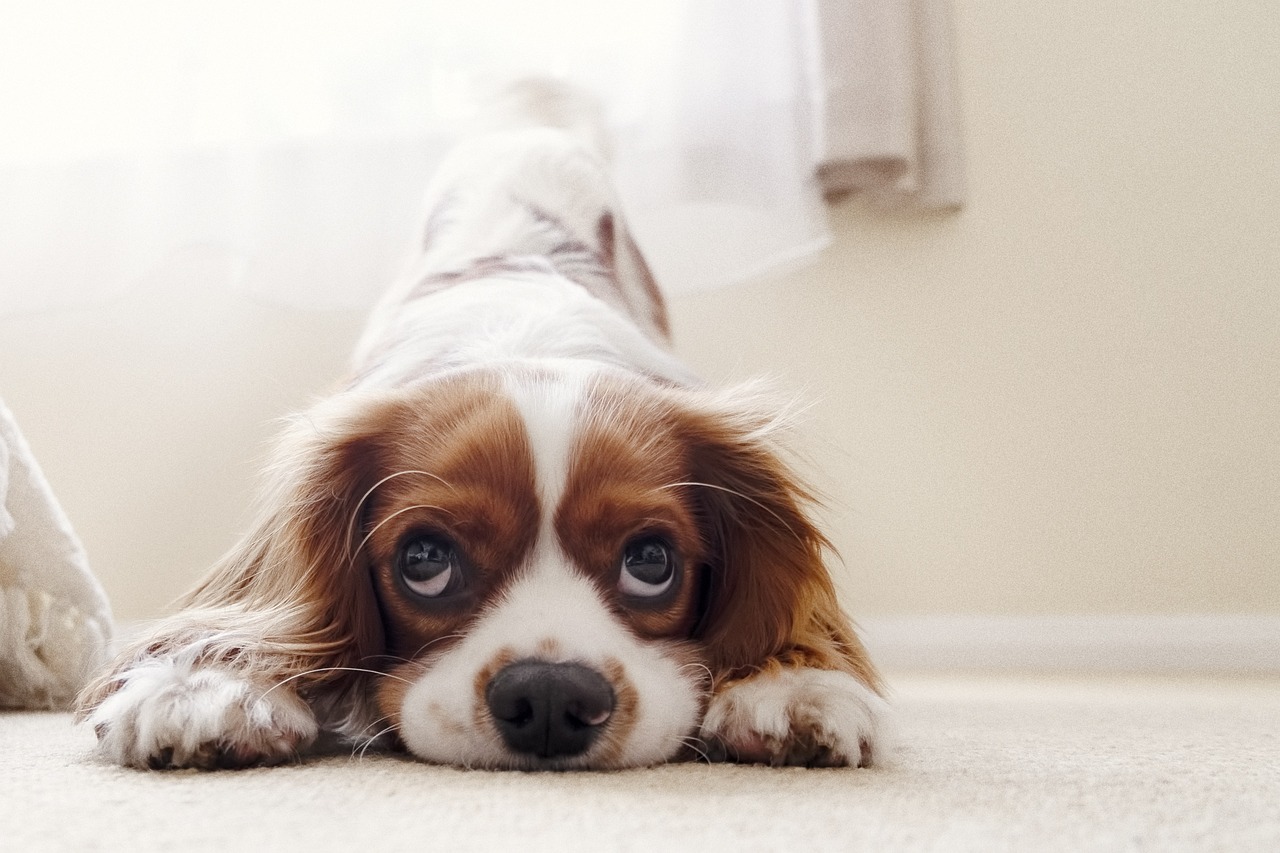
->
(83, 657), (318, 770)
(699, 667), (891, 768)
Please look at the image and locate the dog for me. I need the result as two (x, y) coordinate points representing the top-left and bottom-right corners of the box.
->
(76, 80), (890, 771)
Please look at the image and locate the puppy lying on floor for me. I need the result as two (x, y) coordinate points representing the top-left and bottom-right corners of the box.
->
(77, 80), (889, 771)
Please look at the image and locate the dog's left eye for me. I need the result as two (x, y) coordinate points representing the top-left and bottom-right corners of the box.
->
(618, 536), (677, 599)
(399, 534), (462, 599)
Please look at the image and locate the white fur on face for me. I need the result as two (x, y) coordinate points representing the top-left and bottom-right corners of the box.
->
(392, 374), (704, 769)
(504, 367), (586, 525)
(394, 549), (704, 769)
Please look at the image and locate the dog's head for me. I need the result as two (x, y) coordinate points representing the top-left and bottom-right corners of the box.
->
(238, 366), (851, 769)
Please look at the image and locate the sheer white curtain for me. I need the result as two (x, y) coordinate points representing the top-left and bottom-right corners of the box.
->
(0, 0), (962, 317)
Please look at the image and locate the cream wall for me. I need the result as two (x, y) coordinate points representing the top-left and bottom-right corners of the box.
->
(2, 1), (1277, 623)
(672, 0), (1280, 616)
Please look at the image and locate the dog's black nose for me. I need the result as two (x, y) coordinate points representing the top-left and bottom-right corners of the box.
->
(486, 660), (615, 759)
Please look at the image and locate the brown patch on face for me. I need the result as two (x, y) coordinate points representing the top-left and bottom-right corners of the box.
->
(470, 647), (519, 728)
(360, 371), (540, 673)
(554, 378), (705, 641)
(590, 656), (640, 767)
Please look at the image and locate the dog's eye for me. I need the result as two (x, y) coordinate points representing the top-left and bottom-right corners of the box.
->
(618, 537), (676, 599)
(399, 534), (461, 598)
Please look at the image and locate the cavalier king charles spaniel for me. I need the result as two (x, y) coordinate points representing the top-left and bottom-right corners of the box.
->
(77, 80), (889, 771)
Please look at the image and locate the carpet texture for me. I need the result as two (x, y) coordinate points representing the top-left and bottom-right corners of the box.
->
(3, 674), (1277, 852)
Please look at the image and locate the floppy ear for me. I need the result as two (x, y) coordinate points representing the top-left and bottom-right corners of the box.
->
(77, 390), (397, 719)
(680, 391), (882, 693)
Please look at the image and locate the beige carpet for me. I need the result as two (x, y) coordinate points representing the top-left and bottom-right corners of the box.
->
(4, 674), (1278, 852)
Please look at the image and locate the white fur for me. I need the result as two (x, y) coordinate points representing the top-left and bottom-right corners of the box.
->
(84, 650), (317, 769)
(355, 275), (693, 390)
(396, 556), (704, 770)
(504, 368), (591, 521)
(700, 667), (894, 767)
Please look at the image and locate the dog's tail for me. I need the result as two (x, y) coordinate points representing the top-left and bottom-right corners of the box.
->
(471, 77), (612, 162)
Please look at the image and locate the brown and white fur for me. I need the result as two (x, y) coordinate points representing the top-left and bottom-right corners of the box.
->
(77, 80), (890, 771)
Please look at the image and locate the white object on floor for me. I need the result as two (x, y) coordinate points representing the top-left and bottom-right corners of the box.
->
(0, 397), (111, 709)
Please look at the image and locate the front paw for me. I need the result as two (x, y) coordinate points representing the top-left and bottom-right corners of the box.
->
(699, 667), (890, 768)
(83, 658), (318, 770)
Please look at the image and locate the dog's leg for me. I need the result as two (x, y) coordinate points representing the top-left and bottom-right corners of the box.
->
(699, 658), (891, 768)
(76, 393), (393, 769)
(82, 638), (318, 770)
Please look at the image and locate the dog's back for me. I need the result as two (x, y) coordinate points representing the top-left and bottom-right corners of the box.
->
(352, 79), (676, 389)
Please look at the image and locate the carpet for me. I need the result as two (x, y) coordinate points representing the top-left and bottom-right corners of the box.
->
(3, 674), (1277, 852)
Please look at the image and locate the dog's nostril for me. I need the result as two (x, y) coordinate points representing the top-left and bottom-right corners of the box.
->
(565, 700), (611, 729)
(492, 695), (538, 730)
(486, 660), (615, 760)
(508, 698), (534, 727)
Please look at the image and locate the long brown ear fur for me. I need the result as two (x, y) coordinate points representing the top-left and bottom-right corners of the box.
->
(76, 391), (396, 720)
(678, 387), (882, 694)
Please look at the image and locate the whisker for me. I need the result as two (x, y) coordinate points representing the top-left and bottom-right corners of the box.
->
(350, 504), (453, 566)
(658, 480), (802, 542)
(680, 734), (712, 764)
(413, 633), (467, 659)
(361, 653), (414, 667)
(345, 714), (396, 758)
(354, 723), (400, 761)
(352, 712), (395, 739)
(678, 661), (714, 686)
(358, 634), (464, 672)
(345, 469), (452, 560)
(256, 666), (413, 705)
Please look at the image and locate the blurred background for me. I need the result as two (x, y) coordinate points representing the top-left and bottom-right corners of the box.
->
(1, 1), (1277, 675)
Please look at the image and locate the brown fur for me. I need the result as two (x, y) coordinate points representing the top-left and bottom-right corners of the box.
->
(676, 394), (882, 694)
(568, 375), (882, 693)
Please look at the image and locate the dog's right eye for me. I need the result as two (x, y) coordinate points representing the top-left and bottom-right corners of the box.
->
(399, 534), (462, 598)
